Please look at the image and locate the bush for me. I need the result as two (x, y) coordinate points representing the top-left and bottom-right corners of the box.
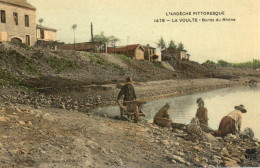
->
(152, 62), (165, 69)
(2, 50), (40, 75)
(116, 54), (131, 64)
(10, 42), (33, 50)
(44, 56), (80, 73)
(0, 69), (21, 86)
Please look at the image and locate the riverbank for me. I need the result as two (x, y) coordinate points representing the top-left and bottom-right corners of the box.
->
(0, 101), (259, 167)
(0, 77), (253, 113)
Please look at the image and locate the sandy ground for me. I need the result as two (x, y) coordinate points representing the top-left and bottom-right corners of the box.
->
(1, 100), (260, 168)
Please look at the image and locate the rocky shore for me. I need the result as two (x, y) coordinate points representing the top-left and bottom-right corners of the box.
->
(0, 100), (259, 167)
(0, 78), (242, 113)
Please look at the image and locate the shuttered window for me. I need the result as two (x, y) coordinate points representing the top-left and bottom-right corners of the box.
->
(1, 10), (6, 23)
(13, 12), (18, 25)
(25, 15), (29, 27)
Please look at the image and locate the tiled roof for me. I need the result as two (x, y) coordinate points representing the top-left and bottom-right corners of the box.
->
(107, 44), (144, 53)
(37, 25), (57, 32)
(0, 0), (36, 10)
(58, 42), (104, 51)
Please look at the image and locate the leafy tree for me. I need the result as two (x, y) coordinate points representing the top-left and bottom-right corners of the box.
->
(177, 42), (184, 51)
(203, 60), (216, 66)
(217, 60), (229, 67)
(93, 32), (120, 47)
(72, 24), (77, 50)
(168, 40), (177, 51)
(157, 36), (166, 50)
(152, 55), (159, 60)
(109, 35), (120, 48)
(93, 32), (110, 43)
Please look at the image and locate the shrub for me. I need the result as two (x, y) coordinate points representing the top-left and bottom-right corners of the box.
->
(44, 56), (80, 73)
(116, 54), (131, 64)
(152, 62), (165, 69)
(3, 50), (40, 75)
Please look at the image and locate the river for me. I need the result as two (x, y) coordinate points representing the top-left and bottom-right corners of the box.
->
(92, 86), (260, 138)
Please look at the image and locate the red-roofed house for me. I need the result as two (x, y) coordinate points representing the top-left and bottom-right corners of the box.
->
(107, 44), (145, 60)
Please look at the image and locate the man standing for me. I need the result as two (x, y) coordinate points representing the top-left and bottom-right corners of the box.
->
(117, 77), (136, 105)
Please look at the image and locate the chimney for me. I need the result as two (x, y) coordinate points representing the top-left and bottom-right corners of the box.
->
(91, 22), (93, 42)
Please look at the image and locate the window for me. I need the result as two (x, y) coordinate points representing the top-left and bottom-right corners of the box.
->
(40, 29), (44, 39)
(13, 12), (18, 25)
(25, 35), (30, 45)
(1, 10), (6, 23)
(25, 15), (29, 27)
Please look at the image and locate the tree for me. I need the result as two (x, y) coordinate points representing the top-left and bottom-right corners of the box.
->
(93, 32), (120, 48)
(177, 42), (184, 51)
(93, 32), (110, 43)
(109, 36), (119, 47)
(72, 24), (77, 50)
(157, 36), (166, 50)
(204, 60), (216, 65)
(152, 55), (159, 61)
(217, 60), (229, 67)
(168, 40), (177, 51)
(38, 18), (43, 25)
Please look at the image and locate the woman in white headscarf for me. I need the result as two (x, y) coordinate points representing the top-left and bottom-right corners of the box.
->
(213, 105), (247, 137)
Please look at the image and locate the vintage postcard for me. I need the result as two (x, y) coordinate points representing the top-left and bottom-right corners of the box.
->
(0, 0), (259, 167)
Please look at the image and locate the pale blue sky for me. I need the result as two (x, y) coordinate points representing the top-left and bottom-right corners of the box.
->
(27, 0), (260, 63)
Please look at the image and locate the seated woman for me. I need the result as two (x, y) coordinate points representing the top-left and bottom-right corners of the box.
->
(196, 98), (208, 126)
(213, 105), (247, 137)
(154, 103), (172, 127)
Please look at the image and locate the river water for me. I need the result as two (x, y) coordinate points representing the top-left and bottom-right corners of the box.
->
(92, 86), (260, 138)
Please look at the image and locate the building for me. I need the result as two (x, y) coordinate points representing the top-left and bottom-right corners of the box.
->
(161, 48), (175, 61)
(186, 54), (190, 61)
(107, 44), (145, 60)
(36, 24), (57, 42)
(0, 0), (36, 46)
(57, 42), (107, 53)
(142, 44), (156, 61)
(161, 49), (190, 61)
(35, 24), (58, 48)
(179, 50), (188, 60)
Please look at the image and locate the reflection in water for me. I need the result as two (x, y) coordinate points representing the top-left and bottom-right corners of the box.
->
(92, 86), (260, 139)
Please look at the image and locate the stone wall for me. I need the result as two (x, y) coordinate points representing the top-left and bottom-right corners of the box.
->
(0, 2), (36, 46)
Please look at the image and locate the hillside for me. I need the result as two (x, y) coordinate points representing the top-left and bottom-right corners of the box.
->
(1, 42), (260, 167)
(1, 42), (259, 110)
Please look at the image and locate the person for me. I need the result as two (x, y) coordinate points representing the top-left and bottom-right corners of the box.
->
(117, 77), (136, 105)
(213, 105), (247, 137)
(196, 98), (208, 126)
(153, 103), (172, 127)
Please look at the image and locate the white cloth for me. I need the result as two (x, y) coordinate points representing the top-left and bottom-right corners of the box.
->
(227, 110), (243, 131)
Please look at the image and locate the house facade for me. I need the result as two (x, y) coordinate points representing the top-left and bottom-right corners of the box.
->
(161, 49), (190, 61)
(143, 44), (156, 61)
(36, 24), (57, 42)
(107, 44), (145, 60)
(0, 0), (36, 46)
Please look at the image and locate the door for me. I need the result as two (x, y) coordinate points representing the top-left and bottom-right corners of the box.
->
(1, 32), (7, 41)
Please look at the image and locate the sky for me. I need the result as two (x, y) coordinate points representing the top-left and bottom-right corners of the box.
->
(27, 0), (260, 63)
